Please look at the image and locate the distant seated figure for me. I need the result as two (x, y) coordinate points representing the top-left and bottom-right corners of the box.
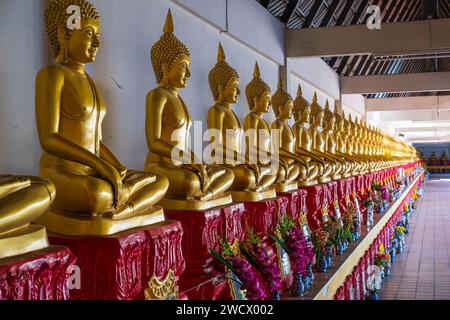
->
(35, 0), (168, 235)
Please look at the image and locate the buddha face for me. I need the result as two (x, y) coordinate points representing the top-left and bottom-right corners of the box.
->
(64, 18), (100, 64)
(337, 120), (344, 132)
(300, 107), (311, 123)
(279, 100), (294, 120)
(325, 116), (336, 130)
(313, 112), (324, 127)
(253, 91), (271, 114)
(162, 54), (191, 88)
(219, 77), (240, 104)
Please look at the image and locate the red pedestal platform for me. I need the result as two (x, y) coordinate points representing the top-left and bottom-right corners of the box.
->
(165, 203), (244, 300)
(241, 197), (287, 237)
(276, 189), (307, 220)
(0, 246), (76, 300)
(337, 178), (349, 213)
(299, 184), (327, 231)
(48, 220), (184, 300)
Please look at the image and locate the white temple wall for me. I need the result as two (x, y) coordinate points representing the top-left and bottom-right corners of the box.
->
(0, 0), (366, 174)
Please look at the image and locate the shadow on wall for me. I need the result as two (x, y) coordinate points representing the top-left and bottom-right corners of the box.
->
(0, 0), (50, 175)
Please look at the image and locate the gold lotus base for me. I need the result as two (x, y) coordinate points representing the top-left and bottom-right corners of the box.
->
(273, 182), (298, 193)
(157, 194), (232, 211)
(0, 225), (49, 260)
(298, 179), (318, 187)
(36, 206), (165, 236)
(230, 188), (277, 202)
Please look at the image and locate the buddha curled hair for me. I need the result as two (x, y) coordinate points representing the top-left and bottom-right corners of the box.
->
(151, 9), (190, 83)
(293, 84), (311, 115)
(310, 92), (324, 118)
(245, 62), (271, 108)
(208, 43), (239, 101)
(45, 0), (99, 57)
(271, 77), (293, 117)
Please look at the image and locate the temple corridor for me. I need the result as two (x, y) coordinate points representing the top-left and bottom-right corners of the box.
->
(379, 178), (450, 300)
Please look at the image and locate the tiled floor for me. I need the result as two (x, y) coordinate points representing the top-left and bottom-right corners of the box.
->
(379, 178), (450, 300)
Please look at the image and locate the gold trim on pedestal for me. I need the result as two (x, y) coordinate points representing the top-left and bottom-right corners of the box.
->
(36, 206), (165, 236)
(298, 180), (318, 187)
(157, 194), (232, 211)
(144, 269), (178, 300)
(318, 176), (331, 183)
(0, 225), (49, 260)
(273, 182), (298, 193)
(230, 188), (276, 202)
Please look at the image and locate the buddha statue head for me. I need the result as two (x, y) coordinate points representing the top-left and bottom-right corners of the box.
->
(335, 108), (345, 134)
(350, 115), (359, 137)
(45, 0), (100, 64)
(323, 100), (336, 131)
(293, 84), (311, 123)
(343, 113), (352, 136)
(151, 10), (191, 88)
(310, 92), (325, 127)
(246, 62), (271, 114)
(208, 43), (240, 105)
(271, 77), (293, 120)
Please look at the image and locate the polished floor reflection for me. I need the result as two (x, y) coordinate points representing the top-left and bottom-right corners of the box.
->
(379, 178), (450, 300)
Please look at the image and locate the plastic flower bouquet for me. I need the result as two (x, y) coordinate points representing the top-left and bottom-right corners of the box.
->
(210, 237), (267, 300)
(239, 228), (282, 300)
(374, 244), (390, 269)
(269, 214), (314, 296)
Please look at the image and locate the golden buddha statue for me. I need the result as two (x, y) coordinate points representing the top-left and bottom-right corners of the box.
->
(243, 63), (294, 192)
(309, 94), (342, 181)
(362, 121), (384, 170)
(340, 113), (362, 175)
(206, 43), (276, 201)
(270, 78), (312, 192)
(145, 10), (234, 210)
(322, 100), (352, 180)
(291, 85), (324, 186)
(348, 115), (371, 174)
(35, 0), (169, 236)
(0, 174), (55, 259)
(334, 108), (360, 177)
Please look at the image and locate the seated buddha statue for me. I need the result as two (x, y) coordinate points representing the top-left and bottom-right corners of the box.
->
(0, 174), (55, 259)
(441, 152), (449, 165)
(270, 78), (312, 192)
(347, 115), (371, 174)
(333, 108), (359, 177)
(243, 63), (294, 191)
(362, 121), (383, 171)
(291, 85), (325, 186)
(358, 119), (382, 172)
(429, 151), (437, 166)
(309, 94), (342, 182)
(323, 100), (353, 180)
(35, 0), (169, 236)
(145, 10), (234, 210)
(340, 113), (363, 175)
(206, 43), (276, 201)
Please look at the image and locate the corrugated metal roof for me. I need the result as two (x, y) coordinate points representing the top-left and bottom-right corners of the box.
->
(256, 0), (450, 98)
